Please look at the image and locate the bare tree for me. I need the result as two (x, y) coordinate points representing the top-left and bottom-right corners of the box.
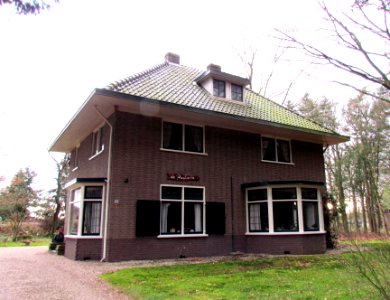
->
(0, 0), (57, 14)
(277, 0), (390, 103)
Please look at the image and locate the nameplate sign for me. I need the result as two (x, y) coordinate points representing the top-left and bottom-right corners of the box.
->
(167, 173), (200, 182)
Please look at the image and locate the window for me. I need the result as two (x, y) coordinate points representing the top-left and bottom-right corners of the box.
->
(71, 147), (79, 170)
(247, 189), (269, 232)
(213, 79), (226, 98)
(69, 189), (81, 235)
(231, 84), (243, 101)
(68, 185), (103, 236)
(302, 188), (320, 231)
(162, 122), (204, 153)
(91, 127), (104, 156)
(246, 186), (322, 234)
(160, 185), (205, 235)
(261, 137), (291, 163)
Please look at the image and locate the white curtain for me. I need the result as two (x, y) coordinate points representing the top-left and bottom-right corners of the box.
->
(194, 203), (202, 232)
(161, 203), (169, 233)
(250, 204), (261, 231)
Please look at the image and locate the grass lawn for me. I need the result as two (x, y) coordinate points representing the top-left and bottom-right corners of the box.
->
(101, 251), (385, 300)
(0, 236), (51, 247)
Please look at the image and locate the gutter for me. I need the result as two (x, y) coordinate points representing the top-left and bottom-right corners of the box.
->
(94, 105), (113, 262)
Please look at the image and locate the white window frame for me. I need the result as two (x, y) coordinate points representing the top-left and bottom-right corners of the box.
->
(66, 185), (104, 238)
(261, 136), (293, 164)
(90, 126), (104, 159)
(160, 121), (206, 155)
(158, 184), (207, 238)
(246, 185), (324, 235)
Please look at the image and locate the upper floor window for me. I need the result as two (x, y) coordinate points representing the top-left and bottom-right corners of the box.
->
(261, 137), (291, 163)
(162, 121), (204, 153)
(213, 79), (226, 98)
(91, 127), (104, 157)
(71, 147), (79, 171)
(231, 84), (243, 101)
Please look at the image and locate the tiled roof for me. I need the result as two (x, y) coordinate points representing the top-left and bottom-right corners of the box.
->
(105, 62), (335, 135)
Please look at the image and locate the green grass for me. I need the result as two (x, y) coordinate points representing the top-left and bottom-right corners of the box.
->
(0, 237), (51, 247)
(101, 252), (384, 300)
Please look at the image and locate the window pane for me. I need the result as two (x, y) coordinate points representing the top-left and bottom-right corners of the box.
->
(163, 122), (183, 150)
(248, 189), (267, 201)
(161, 202), (182, 234)
(277, 139), (291, 163)
(249, 203), (269, 232)
(302, 188), (318, 200)
(262, 137), (276, 161)
(272, 187), (297, 200)
(273, 201), (299, 232)
(185, 125), (203, 153)
(303, 202), (319, 231)
(231, 84), (243, 101)
(184, 188), (203, 200)
(83, 202), (102, 235)
(184, 203), (203, 234)
(84, 186), (103, 199)
(69, 201), (80, 235)
(213, 79), (226, 97)
(69, 188), (81, 235)
(161, 186), (182, 200)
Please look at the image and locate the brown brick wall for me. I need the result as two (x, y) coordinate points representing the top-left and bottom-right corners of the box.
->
(66, 111), (326, 261)
(64, 237), (102, 260)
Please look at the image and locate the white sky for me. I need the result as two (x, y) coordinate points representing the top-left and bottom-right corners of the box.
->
(0, 0), (370, 191)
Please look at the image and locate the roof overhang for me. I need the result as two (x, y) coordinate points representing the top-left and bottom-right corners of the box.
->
(196, 70), (250, 86)
(49, 89), (349, 153)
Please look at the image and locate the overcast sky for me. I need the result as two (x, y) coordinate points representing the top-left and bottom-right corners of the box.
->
(0, 0), (363, 191)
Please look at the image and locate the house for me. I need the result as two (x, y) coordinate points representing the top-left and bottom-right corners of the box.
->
(49, 53), (347, 261)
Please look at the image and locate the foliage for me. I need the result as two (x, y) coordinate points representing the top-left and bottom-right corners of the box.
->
(36, 155), (68, 235)
(347, 240), (390, 299)
(101, 252), (386, 299)
(0, 168), (38, 241)
(0, 0), (57, 14)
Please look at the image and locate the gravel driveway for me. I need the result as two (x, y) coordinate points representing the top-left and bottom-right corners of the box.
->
(0, 246), (133, 300)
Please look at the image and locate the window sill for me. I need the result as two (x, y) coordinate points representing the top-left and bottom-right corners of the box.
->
(245, 231), (325, 236)
(160, 148), (208, 156)
(65, 235), (103, 239)
(89, 149), (104, 161)
(261, 160), (295, 166)
(157, 234), (208, 239)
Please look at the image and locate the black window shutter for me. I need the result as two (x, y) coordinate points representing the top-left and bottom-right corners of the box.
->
(206, 202), (225, 235)
(136, 200), (160, 237)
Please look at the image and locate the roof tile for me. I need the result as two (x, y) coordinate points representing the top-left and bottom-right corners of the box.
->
(105, 62), (335, 135)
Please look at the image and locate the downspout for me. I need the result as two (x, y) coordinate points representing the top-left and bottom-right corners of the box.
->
(230, 176), (234, 253)
(94, 105), (113, 262)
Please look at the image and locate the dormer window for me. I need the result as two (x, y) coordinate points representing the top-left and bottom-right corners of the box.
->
(231, 84), (243, 101)
(213, 79), (226, 98)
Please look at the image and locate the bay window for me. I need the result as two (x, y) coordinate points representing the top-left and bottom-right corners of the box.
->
(160, 185), (205, 236)
(68, 185), (103, 236)
(246, 186), (323, 234)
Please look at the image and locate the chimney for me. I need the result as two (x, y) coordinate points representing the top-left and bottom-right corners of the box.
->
(165, 52), (180, 64)
(207, 63), (221, 72)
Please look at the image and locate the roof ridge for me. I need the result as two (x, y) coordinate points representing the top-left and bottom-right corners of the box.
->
(105, 62), (169, 91)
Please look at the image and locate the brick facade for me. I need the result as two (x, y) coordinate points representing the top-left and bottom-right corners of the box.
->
(66, 111), (327, 261)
